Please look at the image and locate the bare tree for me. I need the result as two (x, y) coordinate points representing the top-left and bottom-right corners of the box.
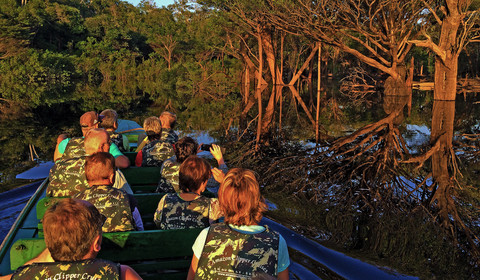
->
(266, 0), (425, 89)
(209, 0), (320, 145)
(410, 0), (480, 100)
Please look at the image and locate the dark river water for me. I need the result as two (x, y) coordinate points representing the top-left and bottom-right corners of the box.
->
(0, 181), (41, 242)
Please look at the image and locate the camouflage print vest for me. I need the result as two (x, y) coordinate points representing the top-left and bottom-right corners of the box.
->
(141, 140), (174, 167)
(47, 157), (89, 197)
(108, 131), (126, 153)
(74, 185), (135, 232)
(156, 160), (180, 193)
(63, 137), (86, 160)
(161, 129), (178, 145)
(195, 223), (279, 280)
(11, 258), (120, 280)
(158, 193), (211, 230)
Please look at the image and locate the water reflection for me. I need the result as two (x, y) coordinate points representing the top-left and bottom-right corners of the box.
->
(1, 87), (479, 278)
(259, 88), (480, 279)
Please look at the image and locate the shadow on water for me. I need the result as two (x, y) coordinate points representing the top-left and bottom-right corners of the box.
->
(0, 181), (41, 243)
(262, 217), (418, 280)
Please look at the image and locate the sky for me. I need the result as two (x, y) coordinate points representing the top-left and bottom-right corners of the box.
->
(126, 0), (176, 7)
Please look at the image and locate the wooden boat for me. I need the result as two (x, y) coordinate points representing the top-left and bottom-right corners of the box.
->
(0, 151), (409, 279)
(0, 157), (202, 280)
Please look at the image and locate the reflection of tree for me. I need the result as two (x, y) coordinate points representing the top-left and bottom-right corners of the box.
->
(265, 89), (411, 209)
(405, 100), (480, 257)
(263, 88), (480, 262)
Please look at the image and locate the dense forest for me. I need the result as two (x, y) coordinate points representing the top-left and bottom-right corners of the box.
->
(1, 0), (480, 278)
(1, 0), (479, 119)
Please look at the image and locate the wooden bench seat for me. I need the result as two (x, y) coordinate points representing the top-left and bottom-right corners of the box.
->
(122, 166), (162, 194)
(10, 228), (201, 280)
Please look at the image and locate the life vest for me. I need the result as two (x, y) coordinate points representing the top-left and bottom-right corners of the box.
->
(47, 157), (88, 197)
(156, 160), (180, 193)
(195, 223), (279, 280)
(157, 193), (211, 230)
(11, 258), (120, 280)
(74, 185), (135, 232)
(108, 131), (126, 153)
(161, 129), (178, 145)
(141, 140), (174, 167)
(63, 137), (86, 160)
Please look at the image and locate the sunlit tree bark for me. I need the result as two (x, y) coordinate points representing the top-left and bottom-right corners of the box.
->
(410, 0), (480, 100)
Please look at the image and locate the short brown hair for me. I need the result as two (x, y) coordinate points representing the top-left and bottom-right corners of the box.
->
(175, 137), (198, 163)
(99, 109), (118, 130)
(218, 168), (266, 226)
(160, 111), (176, 129)
(179, 155), (212, 193)
(85, 152), (115, 183)
(43, 198), (104, 261)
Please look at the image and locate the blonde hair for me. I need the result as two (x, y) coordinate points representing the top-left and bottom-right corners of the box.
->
(160, 111), (177, 129)
(218, 168), (266, 226)
(143, 116), (162, 134)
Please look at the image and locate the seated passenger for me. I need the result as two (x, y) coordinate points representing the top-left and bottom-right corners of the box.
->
(54, 111), (130, 169)
(159, 111), (179, 144)
(187, 168), (290, 280)
(154, 156), (222, 230)
(100, 109), (130, 153)
(48, 129), (132, 197)
(156, 137), (228, 193)
(74, 152), (143, 232)
(2, 198), (141, 280)
(156, 136), (198, 193)
(135, 116), (174, 167)
(136, 111), (178, 152)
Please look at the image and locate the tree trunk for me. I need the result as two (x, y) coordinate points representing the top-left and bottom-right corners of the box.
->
(261, 29), (281, 83)
(308, 58), (314, 109)
(430, 100), (456, 226)
(279, 33), (285, 132)
(433, 1), (462, 101)
(255, 28), (264, 150)
(244, 66), (250, 104)
(434, 54), (459, 100)
(316, 42), (322, 145)
(262, 87), (276, 135)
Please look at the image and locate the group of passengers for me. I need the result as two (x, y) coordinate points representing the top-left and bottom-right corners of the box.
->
(1, 110), (290, 280)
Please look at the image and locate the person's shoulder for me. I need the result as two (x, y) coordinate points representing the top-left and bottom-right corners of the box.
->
(163, 159), (177, 167)
(54, 155), (85, 166)
(108, 186), (128, 197)
(120, 264), (142, 280)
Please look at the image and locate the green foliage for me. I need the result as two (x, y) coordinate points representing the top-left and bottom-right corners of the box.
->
(0, 49), (77, 107)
